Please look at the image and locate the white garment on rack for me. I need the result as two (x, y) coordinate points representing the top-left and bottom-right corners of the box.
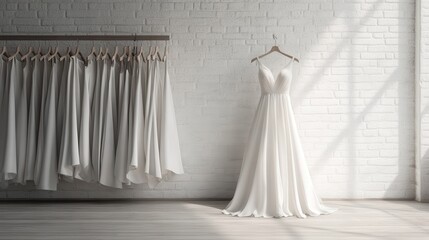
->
(58, 56), (82, 181)
(34, 57), (59, 190)
(0, 48), (184, 190)
(34, 57), (50, 188)
(56, 55), (69, 171)
(15, 56), (31, 184)
(91, 56), (105, 181)
(143, 60), (161, 187)
(0, 55), (6, 116)
(114, 58), (132, 184)
(0, 55), (16, 182)
(126, 55), (146, 184)
(75, 55), (96, 182)
(25, 54), (43, 182)
(0, 55), (7, 183)
(99, 58), (122, 188)
(159, 60), (184, 177)
(127, 59), (183, 187)
(222, 57), (336, 218)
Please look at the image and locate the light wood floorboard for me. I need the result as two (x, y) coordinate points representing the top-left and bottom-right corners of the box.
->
(0, 200), (428, 239)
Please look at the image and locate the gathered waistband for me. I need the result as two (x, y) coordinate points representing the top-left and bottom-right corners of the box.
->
(262, 92), (289, 96)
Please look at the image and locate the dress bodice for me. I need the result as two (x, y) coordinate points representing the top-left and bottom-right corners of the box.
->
(257, 57), (293, 95)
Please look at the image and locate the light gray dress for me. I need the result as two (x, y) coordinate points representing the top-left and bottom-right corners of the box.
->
(25, 53), (43, 182)
(99, 57), (122, 188)
(34, 56), (60, 191)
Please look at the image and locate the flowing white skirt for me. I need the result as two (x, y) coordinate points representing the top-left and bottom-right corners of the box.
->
(222, 94), (336, 218)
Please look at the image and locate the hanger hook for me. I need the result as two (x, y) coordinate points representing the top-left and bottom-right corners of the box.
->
(273, 34), (277, 46)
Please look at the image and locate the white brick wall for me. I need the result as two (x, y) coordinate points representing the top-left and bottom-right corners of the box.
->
(0, 0), (415, 199)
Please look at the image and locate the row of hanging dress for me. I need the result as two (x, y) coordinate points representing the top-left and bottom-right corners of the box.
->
(0, 50), (184, 190)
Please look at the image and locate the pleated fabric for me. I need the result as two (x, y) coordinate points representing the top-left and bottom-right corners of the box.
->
(158, 60), (184, 177)
(99, 58), (122, 188)
(58, 55), (82, 181)
(91, 56), (105, 181)
(34, 57), (60, 190)
(143, 60), (162, 187)
(75, 55), (96, 182)
(126, 55), (146, 184)
(25, 54), (43, 182)
(0, 52), (183, 191)
(15, 56), (31, 184)
(114, 58), (132, 184)
(222, 58), (336, 218)
(0, 55), (8, 183)
(0, 55), (17, 182)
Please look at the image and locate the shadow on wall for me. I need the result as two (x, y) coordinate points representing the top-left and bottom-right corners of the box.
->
(385, 0), (415, 199)
(280, 0), (415, 198)
(191, 0), (415, 199)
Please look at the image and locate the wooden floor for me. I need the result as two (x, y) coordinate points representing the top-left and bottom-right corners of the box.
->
(0, 200), (428, 239)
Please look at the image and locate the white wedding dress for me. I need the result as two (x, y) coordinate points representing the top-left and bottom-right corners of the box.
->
(222, 57), (336, 218)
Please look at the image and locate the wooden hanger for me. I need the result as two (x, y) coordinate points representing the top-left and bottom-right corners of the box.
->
(72, 45), (87, 64)
(96, 47), (103, 60)
(137, 45), (146, 63)
(8, 46), (21, 61)
(21, 46), (35, 60)
(102, 47), (111, 60)
(152, 46), (162, 61)
(0, 46), (7, 57)
(60, 46), (71, 61)
(48, 45), (61, 61)
(119, 46), (128, 61)
(31, 46), (42, 61)
(88, 46), (97, 59)
(146, 46), (153, 61)
(250, 34), (299, 63)
(111, 46), (119, 60)
(40, 46), (52, 61)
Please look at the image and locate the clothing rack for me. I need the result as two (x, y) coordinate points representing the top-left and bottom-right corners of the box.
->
(0, 34), (170, 41)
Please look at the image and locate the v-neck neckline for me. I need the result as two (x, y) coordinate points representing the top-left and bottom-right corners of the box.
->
(257, 57), (294, 84)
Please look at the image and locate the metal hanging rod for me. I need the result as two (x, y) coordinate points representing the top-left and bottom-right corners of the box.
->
(0, 34), (170, 41)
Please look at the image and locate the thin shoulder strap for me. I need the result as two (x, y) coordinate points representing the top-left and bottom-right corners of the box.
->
(289, 56), (295, 68)
(255, 56), (262, 68)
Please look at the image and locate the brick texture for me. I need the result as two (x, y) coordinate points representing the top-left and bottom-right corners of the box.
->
(0, 0), (415, 199)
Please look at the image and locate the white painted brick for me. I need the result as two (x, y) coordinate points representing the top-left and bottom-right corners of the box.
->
(0, 0), (415, 200)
